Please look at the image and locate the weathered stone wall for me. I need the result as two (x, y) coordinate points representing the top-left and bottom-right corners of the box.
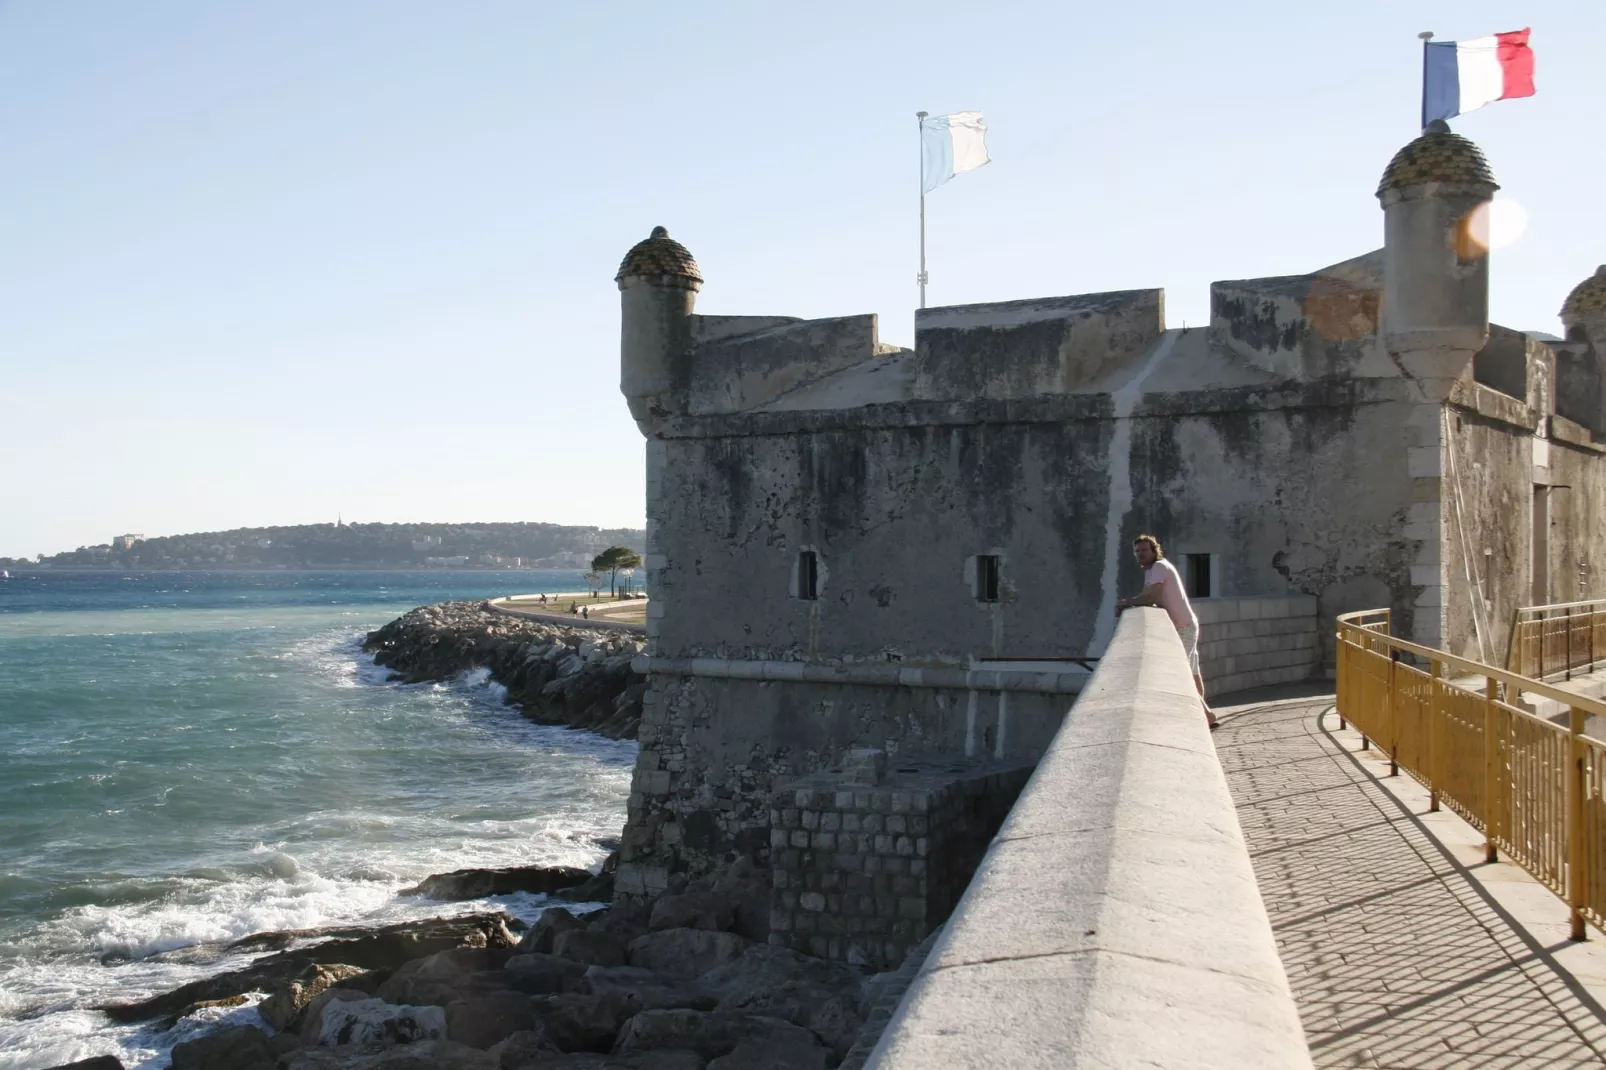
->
(1545, 426), (1606, 611)
(1194, 595), (1320, 694)
(1209, 253), (1397, 383)
(616, 674), (1069, 899)
(622, 378), (1454, 890)
(768, 760), (1033, 969)
(688, 314), (893, 416)
(647, 383), (1425, 669)
(911, 289), (1163, 400)
(1444, 374), (1606, 666)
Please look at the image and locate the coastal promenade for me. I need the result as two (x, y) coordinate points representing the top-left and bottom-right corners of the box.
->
(1218, 690), (1606, 1067)
(486, 592), (647, 631)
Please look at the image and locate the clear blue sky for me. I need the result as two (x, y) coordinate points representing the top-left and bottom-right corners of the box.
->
(1, 1), (1601, 559)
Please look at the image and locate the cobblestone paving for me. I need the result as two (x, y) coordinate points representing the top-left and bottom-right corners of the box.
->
(1219, 698), (1606, 1068)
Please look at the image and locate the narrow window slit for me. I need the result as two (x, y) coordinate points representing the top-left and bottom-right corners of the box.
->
(975, 555), (1000, 603)
(797, 551), (818, 601)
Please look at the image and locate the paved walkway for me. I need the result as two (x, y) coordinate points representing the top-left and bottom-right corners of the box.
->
(1218, 693), (1606, 1068)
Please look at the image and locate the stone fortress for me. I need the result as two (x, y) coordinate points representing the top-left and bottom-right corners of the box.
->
(609, 120), (1606, 968)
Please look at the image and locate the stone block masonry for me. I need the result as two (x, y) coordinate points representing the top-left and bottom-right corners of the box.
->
(1193, 595), (1321, 696)
(768, 758), (1033, 970)
(613, 671), (1071, 901)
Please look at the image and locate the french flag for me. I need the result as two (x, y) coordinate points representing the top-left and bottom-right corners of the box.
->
(1423, 29), (1536, 126)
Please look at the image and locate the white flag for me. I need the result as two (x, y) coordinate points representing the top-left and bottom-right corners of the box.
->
(921, 111), (990, 194)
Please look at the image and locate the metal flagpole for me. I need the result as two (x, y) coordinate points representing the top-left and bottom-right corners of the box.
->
(916, 111), (928, 309)
(1418, 31), (1434, 131)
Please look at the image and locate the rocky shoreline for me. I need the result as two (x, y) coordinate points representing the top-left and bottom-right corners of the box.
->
(60, 858), (883, 1070)
(361, 601), (646, 740)
(43, 603), (912, 1069)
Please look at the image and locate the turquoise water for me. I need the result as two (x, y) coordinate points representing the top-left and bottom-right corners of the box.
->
(0, 571), (636, 1069)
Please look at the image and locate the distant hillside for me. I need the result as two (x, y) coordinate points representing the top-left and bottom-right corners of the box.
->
(0, 522), (645, 571)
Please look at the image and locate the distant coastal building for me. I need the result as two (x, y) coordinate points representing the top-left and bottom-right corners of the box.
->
(111, 534), (144, 551)
(610, 124), (1606, 954)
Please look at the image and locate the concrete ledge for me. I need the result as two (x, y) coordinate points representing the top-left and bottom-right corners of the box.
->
(865, 609), (1310, 1069)
(635, 656), (1089, 697)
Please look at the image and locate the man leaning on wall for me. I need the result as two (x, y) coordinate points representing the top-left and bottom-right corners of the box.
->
(1117, 534), (1218, 730)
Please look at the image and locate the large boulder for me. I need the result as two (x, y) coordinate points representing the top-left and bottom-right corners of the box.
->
(41, 1060), (125, 1070)
(706, 1040), (828, 1070)
(299, 989), (374, 1045)
(551, 929), (627, 968)
(528, 992), (630, 1053)
(445, 990), (541, 1050)
(509, 1054), (705, 1069)
(799, 994), (862, 1060)
(696, 945), (859, 1004)
(514, 907), (585, 955)
(281, 1038), (496, 1069)
(579, 966), (717, 1013)
(627, 930), (745, 979)
(581, 901), (650, 944)
(612, 1010), (829, 1064)
(312, 998), (446, 1047)
(258, 962), (374, 1031)
(552, 872), (615, 904)
(485, 1027), (561, 1067)
(401, 867), (592, 901)
(647, 893), (735, 934)
(169, 1024), (297, 1070)
(691, 858), (770, 943)
(503, 952), (587, 995)
(102, 912), (517, 1024)
(377, 947), (515, 1007)
(697, 945), (864, 1056)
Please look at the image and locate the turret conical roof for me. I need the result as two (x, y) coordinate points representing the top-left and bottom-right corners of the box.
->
(1561, 265), (1606, 323)
(615, 226), (702, 284)
(1377, 122), (1498, 199)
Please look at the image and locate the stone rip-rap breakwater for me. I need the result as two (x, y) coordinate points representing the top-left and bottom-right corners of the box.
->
(361, 601), (646, 740)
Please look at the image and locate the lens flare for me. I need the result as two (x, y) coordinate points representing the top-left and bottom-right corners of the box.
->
(1466, 197), (1530, 252)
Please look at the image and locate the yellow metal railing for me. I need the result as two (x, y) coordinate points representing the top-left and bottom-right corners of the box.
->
(1506, 598), (1606, 681)
(1337, 609), (1606, 940)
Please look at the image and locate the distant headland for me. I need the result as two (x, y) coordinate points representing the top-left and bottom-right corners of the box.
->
(0, 521), (644, 571)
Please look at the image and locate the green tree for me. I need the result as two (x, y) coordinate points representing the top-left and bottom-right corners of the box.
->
(591, 546), (642, 597)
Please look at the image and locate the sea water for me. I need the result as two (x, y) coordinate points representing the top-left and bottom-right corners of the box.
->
(0, 571), (637, 1069)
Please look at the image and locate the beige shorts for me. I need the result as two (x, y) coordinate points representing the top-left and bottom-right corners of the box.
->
(1179, 621), (1201, 675)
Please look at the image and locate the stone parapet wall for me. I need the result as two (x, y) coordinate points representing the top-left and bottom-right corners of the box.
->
(1193, 595), (1321, 696)
(865, 609), (1312, 1068)
(769, 761), (1032, 970)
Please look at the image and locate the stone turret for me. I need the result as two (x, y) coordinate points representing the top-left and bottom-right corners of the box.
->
(617, 227), (702, 432)
(1561, 265), (1606, 346)
(1377, 120), (1498, 394)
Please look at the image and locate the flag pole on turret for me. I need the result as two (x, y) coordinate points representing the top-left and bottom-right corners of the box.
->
(914, 110), (990, 312)
(916, 111), (929, 310)
(1418, 31), (1435, 131)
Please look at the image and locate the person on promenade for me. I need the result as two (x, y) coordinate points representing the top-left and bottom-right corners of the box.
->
(1116, 534), (1217, 730)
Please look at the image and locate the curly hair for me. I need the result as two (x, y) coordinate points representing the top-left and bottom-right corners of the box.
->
(1132, 533), (1164, 559)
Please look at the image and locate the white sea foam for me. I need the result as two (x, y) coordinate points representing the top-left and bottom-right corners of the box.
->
(0, 620), (633, 1069)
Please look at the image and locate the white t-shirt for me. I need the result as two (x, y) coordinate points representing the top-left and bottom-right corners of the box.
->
(1145, 558), (1197, 634)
